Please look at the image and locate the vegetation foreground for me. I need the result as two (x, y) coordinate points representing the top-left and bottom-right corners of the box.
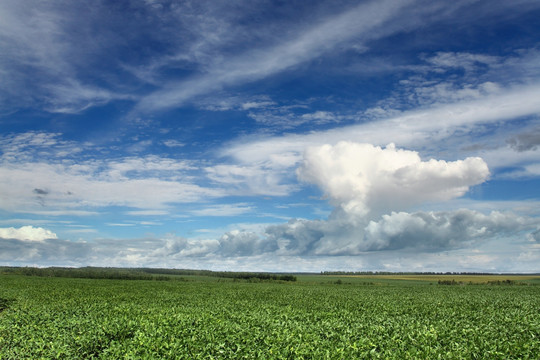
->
(0, 271), (539, 359)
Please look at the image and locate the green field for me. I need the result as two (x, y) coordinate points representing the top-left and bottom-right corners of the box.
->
(316, 274), (540, 285)
(1, 272), (539, 359)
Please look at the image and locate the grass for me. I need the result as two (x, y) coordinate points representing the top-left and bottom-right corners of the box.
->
(0, 271), (539, 358)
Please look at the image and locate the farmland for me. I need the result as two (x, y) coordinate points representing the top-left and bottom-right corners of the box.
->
(1, 271), (539, 359)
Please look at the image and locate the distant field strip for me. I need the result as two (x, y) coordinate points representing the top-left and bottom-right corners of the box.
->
(337, 274), (540, 283)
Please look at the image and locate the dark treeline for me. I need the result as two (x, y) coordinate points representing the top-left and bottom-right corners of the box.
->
(0, 267), (170, 281)
(137, 268), (296, 282)
(0, 267), (297, 282)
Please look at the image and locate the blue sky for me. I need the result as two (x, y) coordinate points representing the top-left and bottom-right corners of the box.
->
(1, 0), (539, 272)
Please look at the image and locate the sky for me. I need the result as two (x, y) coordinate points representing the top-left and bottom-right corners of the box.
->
(1, 0), (540, 272)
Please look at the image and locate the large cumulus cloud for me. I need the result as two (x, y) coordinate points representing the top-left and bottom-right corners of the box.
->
(297, 142), (489, 219)
(269, 142), (528, 255)
(246, 142), (527, 256)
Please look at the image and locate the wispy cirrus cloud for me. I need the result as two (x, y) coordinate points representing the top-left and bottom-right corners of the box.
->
(205, 163), (297, 197)
(133, 0), (415, 113)
(0, 132), (221, 214)
(508, 127), (540, 152)
(0, 160), (221, 213)
(208, 82), (540, 202)
(190, 203), (254, 217)
(43, 80), (135, 114)
(0, 1), (122, 113)
(223, 83), (540, 164)
(2, 0), (538, 119)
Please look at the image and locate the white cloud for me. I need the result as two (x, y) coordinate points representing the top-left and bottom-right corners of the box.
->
(241, 101), (276, 110)
(257, 208), (529, 256)
(0, 226), (57, 242)
(43, 80), (134, 114)
(501, 163), (540, 179)
(507, 126), (540, 152)
(196, 142), (531, 260)
(125, 210), (170, 216)
(24, 210), (100, 217)
(0, 133), (224, 214)
(139, 235), (220, 259)
(197, 84), (540, 217)
(425, 52), (502, 72)
(298, 142), (489, 218)
(0, 132), (80, 162)
(0, 218), (68, 226)
(191, 203), (254, 217)
(300, 111), (340, 124)
(368, 48), (540, 116)
(246, 108), (346, 130)
(516, 249), (540, 267)
(64, 228), (98, 234)
(221, 83), (540, 184)
(162, 140), (185, 148)
(407, 81), (503, 107)
(104, 156), (195, 181)
(0, 153), (221, 214)
(134, 0), (413, 113)
(0, 211), (535, 270)
(363, 210), (526, 252)
(0, 1), (132, 114)
(205, 163), (296, 196)
(219, 230), (277, 256)
(475, 145), (540, 179)
(130, 3), (540, 116)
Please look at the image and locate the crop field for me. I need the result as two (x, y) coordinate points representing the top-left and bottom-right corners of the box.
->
(324, 274), (540, 285)
(1, 273), (539, 359)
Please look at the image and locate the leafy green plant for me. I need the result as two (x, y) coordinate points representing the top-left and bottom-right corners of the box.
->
(0, 297), (13, 312)
(0, 274), (538, 359)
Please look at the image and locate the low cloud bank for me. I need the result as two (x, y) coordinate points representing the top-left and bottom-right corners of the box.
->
(0, 209), (532, 268)
(1, 142), (535, 270)
(260, 209), (526, 256)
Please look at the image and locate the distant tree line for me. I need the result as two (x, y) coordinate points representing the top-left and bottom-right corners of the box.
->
(0, 267), (170, 281)
(137, 268), (296, 282)
(0, 267), (297, 282)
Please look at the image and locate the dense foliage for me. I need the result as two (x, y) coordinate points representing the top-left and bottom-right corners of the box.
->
(0, 274), (539, 359)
